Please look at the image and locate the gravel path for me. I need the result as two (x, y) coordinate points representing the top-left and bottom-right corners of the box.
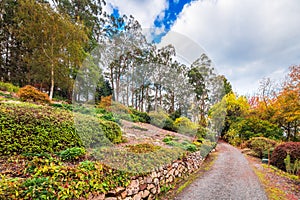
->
(175, 142), (268, 200)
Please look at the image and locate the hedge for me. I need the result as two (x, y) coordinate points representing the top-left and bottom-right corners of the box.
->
(0, 102), (122, 155)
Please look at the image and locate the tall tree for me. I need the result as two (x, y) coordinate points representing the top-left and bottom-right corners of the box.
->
(53, 0), (106, 51)
(188, 53), (214, 125)
(16, 0), (88, 100)
(270, 66), (300, 141)
(0, 0), (28, 85)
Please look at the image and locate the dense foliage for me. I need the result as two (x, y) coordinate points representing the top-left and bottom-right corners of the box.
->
(244, 137), (277, 158)
(0, 156), (130, 199)
(174, 117), (198, 136)
(0, 102), (122, 155)
(214, 66), (300, 145)
(17, 85), (50, 104)
(149, 109), (177, 132)
(0, 81), (19, 93)
(270, 142), (300, 171)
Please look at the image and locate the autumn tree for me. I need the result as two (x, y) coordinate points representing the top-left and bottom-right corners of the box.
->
(270, 66), (300, 141)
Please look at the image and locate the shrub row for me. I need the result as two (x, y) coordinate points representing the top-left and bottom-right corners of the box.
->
(0, 102), (122, 155)
(149, 110), (204, 138)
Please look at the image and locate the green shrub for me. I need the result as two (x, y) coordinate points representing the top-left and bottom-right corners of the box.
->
(162, 136), (175, 143)
(149, 109), (170, 128)
(17, 85), (50, 104)
(102, 113), (120, 123)
(225, 117), (283, 144)
(184, 144), (197, 152)
(196, 126), (207, 139)
(109, 101), (131, 114)
(58, 147), (86, 161)
(129, 108), (151, 123)
(0, 103), (122, 155)
(96, 111), (120, 123)
(0, 103), (82, 155)
(245, 137), (277, 158)
(116, 113), (135, 122)
(270, 142), (300, 171)
(174, 117), (198, 136)
(162, 136), (198, 152)
(163, 117), (177, 132)
(99, 120), (122, 144)
(74, 114), (123, 148)
(0, 81), (19, 93)
(51, 103), (73, 111)
(78, 160), (96, 171)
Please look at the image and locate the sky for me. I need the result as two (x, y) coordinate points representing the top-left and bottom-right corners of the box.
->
(105, 0), (300, 95)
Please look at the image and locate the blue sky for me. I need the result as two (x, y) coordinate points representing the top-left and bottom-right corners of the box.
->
(106, 0), (300, 95)
(108, 0), (195, 42)
(152, 0), (196, 42)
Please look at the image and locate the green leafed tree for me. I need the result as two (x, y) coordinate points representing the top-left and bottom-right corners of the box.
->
(15, 0), (88, 100)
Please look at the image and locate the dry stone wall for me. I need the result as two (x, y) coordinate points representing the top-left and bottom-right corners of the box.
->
(90, 151), (206, 200)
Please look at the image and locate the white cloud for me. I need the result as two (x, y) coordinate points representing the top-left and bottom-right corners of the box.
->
(164, 0), (300, 95)
(106, 0), (168, 29)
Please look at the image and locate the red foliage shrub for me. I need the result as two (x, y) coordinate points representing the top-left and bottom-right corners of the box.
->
(270, 142), (300, 171)
(17, 85), (50, 104)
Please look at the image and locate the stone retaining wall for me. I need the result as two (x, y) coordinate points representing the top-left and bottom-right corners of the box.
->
(90, 150), (206, 200)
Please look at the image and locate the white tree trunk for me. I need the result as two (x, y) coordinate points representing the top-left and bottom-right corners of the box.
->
(49, 64), (54, 100)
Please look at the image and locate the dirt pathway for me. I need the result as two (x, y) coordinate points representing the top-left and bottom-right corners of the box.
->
(175, 142), (268, 200)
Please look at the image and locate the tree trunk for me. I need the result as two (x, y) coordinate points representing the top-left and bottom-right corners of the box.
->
(170, 91), (175, 113)
(140, 85), (144, 112)
(287, 122), (291, 141)
(110, 67), (115, 101)
(154, 85), (158, 111)
(49, 64), (54, 100)
(159, 85), (162, 107)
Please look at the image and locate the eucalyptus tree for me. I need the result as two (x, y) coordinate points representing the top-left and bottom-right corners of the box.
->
(16, 0), (88, 100)
(188, 53), (223, 125)
(151, 44), (176, 110)
(103, 15), (148, 103)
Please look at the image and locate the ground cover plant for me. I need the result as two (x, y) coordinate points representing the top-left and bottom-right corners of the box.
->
(0, 154), (130, 199)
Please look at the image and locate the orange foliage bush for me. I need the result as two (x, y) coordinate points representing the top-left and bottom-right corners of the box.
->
(98, 95), (112, 109)
(17, 85), (50, 104)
